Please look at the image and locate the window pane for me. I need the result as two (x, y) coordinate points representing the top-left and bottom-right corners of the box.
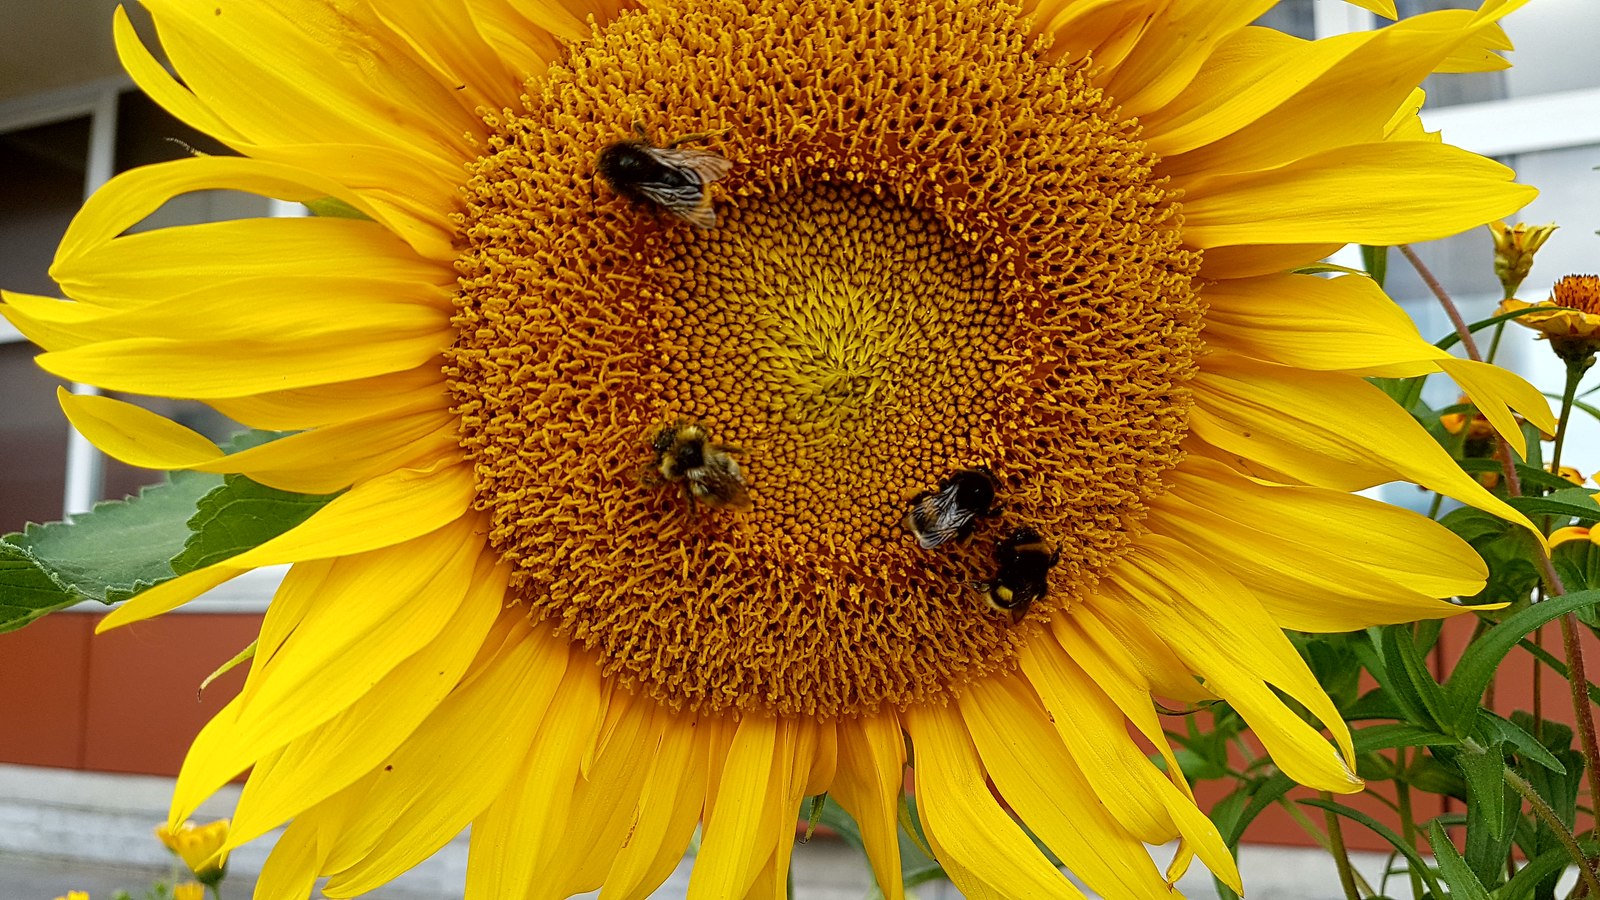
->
(1253, 0), (1316, 39)
(0, 116), (90, 531)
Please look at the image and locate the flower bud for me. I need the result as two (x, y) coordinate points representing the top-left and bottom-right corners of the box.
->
(1489, 220), (1557, 299)
(156, 819), (230, 887)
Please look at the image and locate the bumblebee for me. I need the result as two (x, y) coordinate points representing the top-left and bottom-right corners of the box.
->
(903, 467), (997, 549)
(650, 420), (753, 511)
(978, 528), (1059, 624)
(596, 123), (734, 228)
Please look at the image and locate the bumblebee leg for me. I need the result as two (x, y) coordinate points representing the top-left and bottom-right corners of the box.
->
(631, 119), (652, 141)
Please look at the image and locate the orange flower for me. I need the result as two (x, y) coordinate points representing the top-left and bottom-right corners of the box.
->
(1500, 274), (1600, 363)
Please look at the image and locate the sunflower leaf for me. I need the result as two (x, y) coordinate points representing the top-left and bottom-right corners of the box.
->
(170, 475), (342, 575)
(1375, 625), (1448, 732)
(0, 469), (228, 633)
(1473, 709), (1565, 774)
(1351, 723), (1460, 754)
(1442, 590), (1600, 735)
(1435, 306), (1543, 352)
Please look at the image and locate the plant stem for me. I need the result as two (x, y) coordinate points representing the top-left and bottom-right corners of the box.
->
(1393, 751), (1427, 900)
(1401, 244), (1600, 842)
(1505, 766), (1600, 897)
(1551, 360), (1586, 475)
(1487, 321), (1508, 364)
(1321, 790), (1363, 900)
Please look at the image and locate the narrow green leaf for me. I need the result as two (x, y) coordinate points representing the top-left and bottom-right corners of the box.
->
(1361, 244), (1388, 288)
(171, 475), (342, 574)
(1292, 262), (1371, 277)
(1456, 460), (1581, 495)
(0, 470), (226, 633)
(1352, 723), (1461, 754)
(1299, 798), (1445, 898)
(1436, 306), (1543, 351)
(1499, 843), (1592, 900)
(1379, 625), (1448, 731)
(1444, 590), (1600, 733)
(1440, 507), (1516, 545)
(1474, 709), (1565, 774)
(1427, 821), (1492, 900)
(1505, 491), (1600, 525)
(304, 197), (372, 220)
(1517, 637), (1600, 706)
(1455, 746), (1510, 842)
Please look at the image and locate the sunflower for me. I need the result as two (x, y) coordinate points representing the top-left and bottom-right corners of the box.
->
(1, 0), (1558, 897)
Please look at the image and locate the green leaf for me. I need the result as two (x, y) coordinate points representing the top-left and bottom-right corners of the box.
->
(1436, 306), (1544, 352)
(1552, 539), (1600, 601)
(1361, 244), (1389, 288)
(1292, 262), (1372, 278)
(1505, 487), (1600, 525)
(304, 197), (372, 220)
(0, 470), (226, 633)
(170, 475), (342, 574)
(1441, 507), (1517, 544)
(1427, 821), (1492, 900)
(1498, 844), (1590, 900)
(1352, 723), (1460, 754)
(1517, 637), (1600, 706)
(1300, 798), (1445, 898)
(1474, 709), (1565, 774)
(1377, 625), (1449, 731)
(1444, 590), (1600, 734)
(1456, 460), (1581, 495)
(1454, 745), (1511, 842)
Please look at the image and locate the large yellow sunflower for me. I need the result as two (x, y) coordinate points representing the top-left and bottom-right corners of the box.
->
(2, 0), (1559, 897)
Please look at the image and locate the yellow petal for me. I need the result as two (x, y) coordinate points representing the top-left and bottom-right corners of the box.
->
(190, 411), (459, 495)
(828, 714), (906, 900)
(1201, 272), (1552, 456)
(902, 705), (1084, 899)
(207, 365), (448, 431)
(139, 0), (476, 167)
(56, 156), (387, 269)
(113, 7), (245, 146)
(1109, 538), (1363, 792)
(1189, 354), (1535, 533)
(1152, 457), (1486, 630)
(600, 716), (712, 900)
(960, 677), (1176, 898)
(1154, 5), (1524, 175)
(1099, 0), (1276, 119)
(548, 700), (666, 896)
(1182, 142), (1536, 249)
(319, 623), (570, 893)
(688, 715), (780, 900)
(98, 458), (474, 631)
(221, 553), (505, 846)
(1020, 638), (1241, 892)
(57, 389), (225, 470)
(169, 523), (483, 826)
(372, 0), (525, 112)
(464, 661), (606, 900)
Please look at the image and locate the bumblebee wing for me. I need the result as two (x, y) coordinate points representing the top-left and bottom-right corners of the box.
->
(648, 146), (734, 184)
(908, 491), (975, 549)
(689, 466), (753, 511)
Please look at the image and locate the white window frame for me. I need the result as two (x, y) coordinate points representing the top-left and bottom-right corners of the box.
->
(0, 79), (293, 613)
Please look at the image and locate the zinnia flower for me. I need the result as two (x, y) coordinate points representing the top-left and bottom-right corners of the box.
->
(1, 0), (1555, 897)
(1500, 274), (1600, 364)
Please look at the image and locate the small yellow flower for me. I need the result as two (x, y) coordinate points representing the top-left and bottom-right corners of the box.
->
(52, 892), (89, 900)
(156, 819), (230, 886)
(1500, 274), (1600, 364)
(172, 883), (206, 900)
(1551, 526), (1599, 548)
(1551, 464), (1589, 487)
(1489, 220), (1557, 298)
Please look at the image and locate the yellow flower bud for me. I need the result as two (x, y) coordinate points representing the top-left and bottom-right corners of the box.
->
(52, 892), (89, 900)
(156, 819), (230, 887)
(173, 883), (206, 900)
(1489, 220), (1557, 299)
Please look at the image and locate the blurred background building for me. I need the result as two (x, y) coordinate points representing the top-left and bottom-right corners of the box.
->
(2, 0), (1598, 896)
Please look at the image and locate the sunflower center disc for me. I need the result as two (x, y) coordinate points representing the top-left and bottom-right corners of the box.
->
(446, 0), (1204, 717)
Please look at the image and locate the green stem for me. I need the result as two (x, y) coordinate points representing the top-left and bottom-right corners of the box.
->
(1486, 321), (1509, 365)
(1550, 360), (1586, 474)
(1393, 751), (1426, 900)
(1505, 766), (1600, 897)
(1321, 790), (1363, 900)
(1426, 492), (1445, 521)
(1561, 611), (1600, 845)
